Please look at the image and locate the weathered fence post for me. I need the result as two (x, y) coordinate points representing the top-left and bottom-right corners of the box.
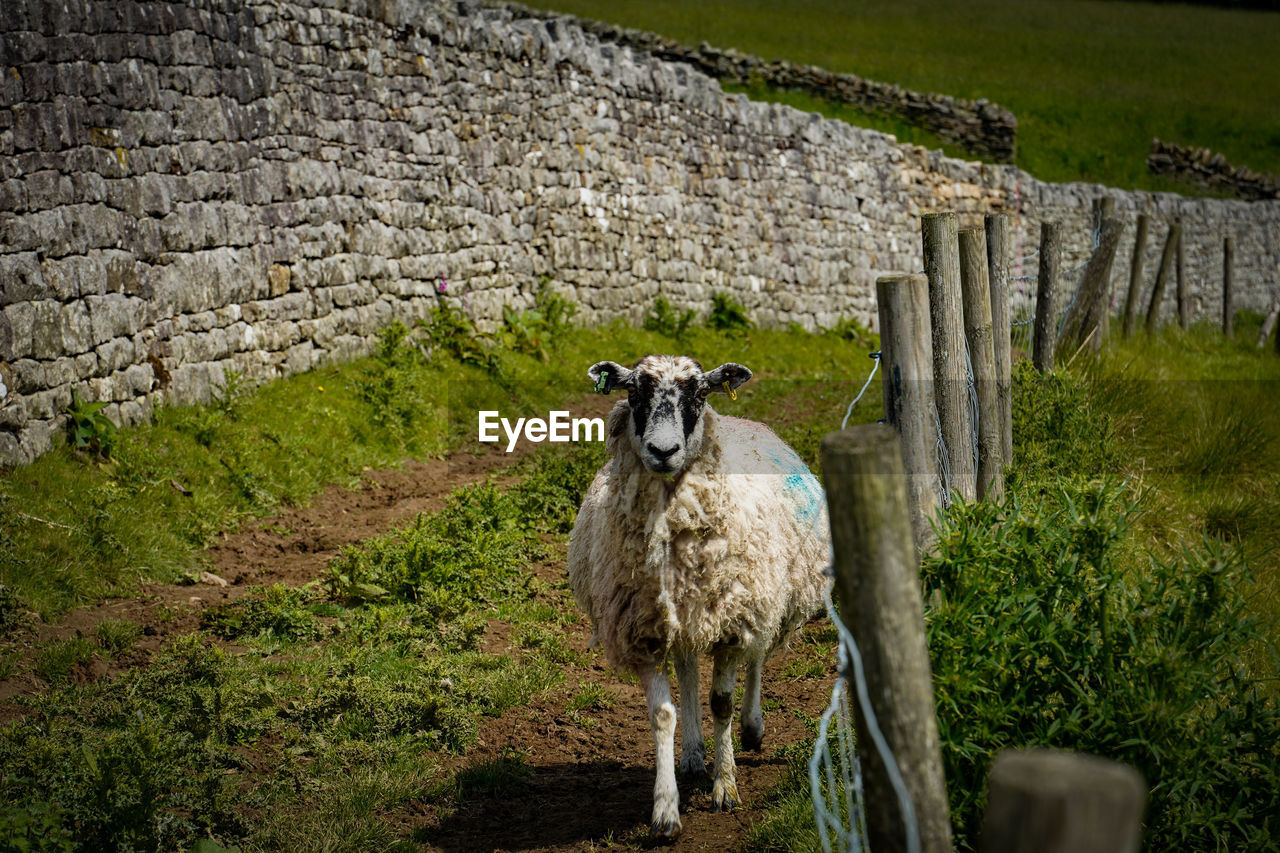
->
(1122, 214), (1150, 338)
(1222, 236), (1234, 338)
(984, 213), (1013, 466)
(1093, 196), (1116, 234)
(960, 229), (1004, 501)
(1176, 218), (1190, 330)
(1145, 222), (1182, 335)
(980, 749), (1147, 853)
(922, 212), (976, 501)
(876, 274), (940, 547)
(1059, 217), (1124, 356)
(821, 424), (953, 853)
(1032, 221), (1062, 373)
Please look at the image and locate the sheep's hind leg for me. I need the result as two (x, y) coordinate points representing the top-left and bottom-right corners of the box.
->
(641, 666), (682, 839)
(674, 650), (708, 779)
(740, 655), (765, 751)
(709, 654), (740, 812)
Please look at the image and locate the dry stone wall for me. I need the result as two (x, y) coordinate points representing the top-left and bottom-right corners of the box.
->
(1, 0), (1278, 465)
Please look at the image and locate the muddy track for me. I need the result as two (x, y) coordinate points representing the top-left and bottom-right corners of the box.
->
(1, 390), (836, 850)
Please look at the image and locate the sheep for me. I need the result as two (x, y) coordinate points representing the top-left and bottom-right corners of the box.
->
(567, 354), (830, 839)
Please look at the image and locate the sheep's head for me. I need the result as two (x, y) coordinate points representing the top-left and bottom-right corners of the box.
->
(588, 355), (752, 475)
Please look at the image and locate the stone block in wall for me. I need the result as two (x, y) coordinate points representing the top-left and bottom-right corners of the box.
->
(96, 337), (136, 375)
(26, 385), (71, 421)
(85, 293), (144, 344)
(0, 253), (46, 305)
(7, 360), (43, 396)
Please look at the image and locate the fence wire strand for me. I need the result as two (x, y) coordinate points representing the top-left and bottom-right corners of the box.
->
(811, 352), (923, 853)
(811, 216), (1098, 848)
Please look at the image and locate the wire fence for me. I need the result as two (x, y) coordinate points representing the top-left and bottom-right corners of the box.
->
(809, 216), (1103, 850)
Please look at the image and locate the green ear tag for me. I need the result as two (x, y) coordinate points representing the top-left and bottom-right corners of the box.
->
(594, 370), (610, 394)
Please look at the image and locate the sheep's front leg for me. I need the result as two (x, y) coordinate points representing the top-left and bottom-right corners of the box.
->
(709, 655), (740, 811)
(641, 666), (681, 839)
(674, 650), (707, 778)
(740, 655), (765, 751)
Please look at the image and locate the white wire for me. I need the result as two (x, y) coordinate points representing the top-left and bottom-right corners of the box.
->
(841, 352), (882, 430)
(809, 576), (922, 853)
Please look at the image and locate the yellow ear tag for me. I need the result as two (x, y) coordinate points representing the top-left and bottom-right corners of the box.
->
(723, 380), (737, 401)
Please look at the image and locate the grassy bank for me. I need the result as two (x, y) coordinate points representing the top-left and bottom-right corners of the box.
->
(748, 321), (1280, 852)
(518, 0), (1280, 192)
(0, 304), (882, 852)
(0, 297), (878, 619)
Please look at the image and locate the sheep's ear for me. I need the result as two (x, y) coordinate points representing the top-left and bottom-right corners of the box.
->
(587, 361), (634, 394)
(704, 363), (752, 393)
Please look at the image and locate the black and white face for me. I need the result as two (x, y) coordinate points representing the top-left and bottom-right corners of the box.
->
(588, 355), (752, 475)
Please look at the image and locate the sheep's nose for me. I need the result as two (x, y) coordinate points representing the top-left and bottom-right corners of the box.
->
(646, 442), (679, 461)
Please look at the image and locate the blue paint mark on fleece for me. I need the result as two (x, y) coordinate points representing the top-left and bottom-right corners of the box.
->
(775, 450), (823, 524)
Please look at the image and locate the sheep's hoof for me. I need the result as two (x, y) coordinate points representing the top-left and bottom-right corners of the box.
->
(741, 722), (765, 752)
(712, 778), (740, 812)
(679, 752), (710, 780)
(649, 814), (682, 841)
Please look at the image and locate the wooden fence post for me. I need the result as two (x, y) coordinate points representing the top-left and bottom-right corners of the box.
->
(984, 213), (1013, 466)
(1059, 217), (1124, 356)
(1176, 218), (1190, 330)
(1122, 214), (1150, 338)
(1032, 221), (1062, 373)
(1145, 222), (1181, 335)
(821, 424), (953, 853)
(922, 212), (976, 502)
(980, 749), (1147, 853)
(1222, 236), (1234, 338)
(876, 274), (940, 547)
(960, 229), (1004, 501)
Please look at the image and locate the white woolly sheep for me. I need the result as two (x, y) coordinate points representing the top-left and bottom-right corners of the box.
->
(567, 354), (829, 839)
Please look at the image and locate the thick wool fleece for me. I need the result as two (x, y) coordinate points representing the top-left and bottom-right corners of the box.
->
(568, 402), (829, 672)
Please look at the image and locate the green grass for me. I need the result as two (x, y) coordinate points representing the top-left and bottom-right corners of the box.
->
(94, 619), (142, 658)
(0, 301), (878, 620)
(0, 302), (883, 852)
(0, 463), (579, 851)
(518, 0), (1280, 191)
(32, 636), (95, 685)
(745, 321), (1280, 852)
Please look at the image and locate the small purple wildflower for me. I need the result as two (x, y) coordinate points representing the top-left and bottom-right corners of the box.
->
(438, 274), (448, 294)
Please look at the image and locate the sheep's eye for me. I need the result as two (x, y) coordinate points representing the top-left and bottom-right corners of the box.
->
(697, 388), (709, 400)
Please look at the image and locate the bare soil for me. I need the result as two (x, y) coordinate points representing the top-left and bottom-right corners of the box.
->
(415, 553), (834, 852)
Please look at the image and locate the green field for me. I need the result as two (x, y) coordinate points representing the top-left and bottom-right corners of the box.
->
(519, 0), (1280, 192)
(3, 284), (1279, 848)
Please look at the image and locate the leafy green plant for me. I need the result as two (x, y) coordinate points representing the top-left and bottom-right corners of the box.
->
(353, 321), (430, 441)
(644, 296), (697, 346)
(326, 484), (543, 610)
(423, 303), (501, 375)
(66, 390), (117, 460)
(201, 585), (323, 643)
(923, 483), (1280, 851)
(0, 584), (21, 635)
(510, 443), (608, 535)
(0, 796), (75, 853)
(212, 371), (246, 420)
(499, 277), (580, 362)
(708, 291), (753, 337)
(825, 316), (874, 348)
(33, 636), (95, 685)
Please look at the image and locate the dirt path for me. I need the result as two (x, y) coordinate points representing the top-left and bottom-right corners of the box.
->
(1, 390), (837, 850)
(417, 556), (835, 853)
